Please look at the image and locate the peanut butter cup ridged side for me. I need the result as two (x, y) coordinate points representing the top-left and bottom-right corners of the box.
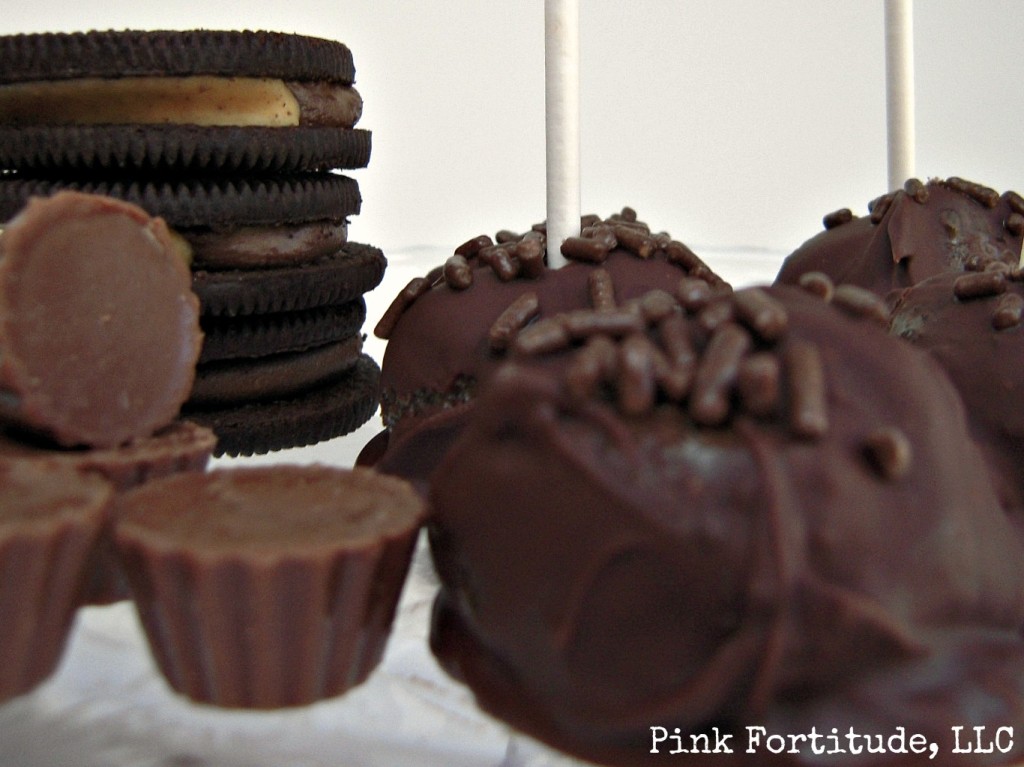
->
(0, 461), (112, 704)
(113, 466), (425, 709)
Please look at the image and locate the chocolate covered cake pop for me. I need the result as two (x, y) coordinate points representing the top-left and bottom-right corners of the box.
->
(367, 209), (729, 492)
(428, 277), (1024, 767)
(891, 264), (1024, 529)
(776, 177), (1024, 304)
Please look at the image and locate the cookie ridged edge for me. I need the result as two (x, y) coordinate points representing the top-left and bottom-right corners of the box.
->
(193, 242), (386, 317)
(0, 173), (362, 228)
(0, 126), (371, 174)
(199, 299), (367, 363)
(186, 354), (380, 457)
(0, 30), (356, 84)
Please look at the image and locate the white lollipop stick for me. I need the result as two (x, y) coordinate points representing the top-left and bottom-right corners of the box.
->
(545, 0), (580, 269)
(885, 0), (916, 191)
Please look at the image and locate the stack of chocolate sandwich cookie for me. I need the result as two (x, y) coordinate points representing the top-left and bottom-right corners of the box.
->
(0, 29), (385, 456)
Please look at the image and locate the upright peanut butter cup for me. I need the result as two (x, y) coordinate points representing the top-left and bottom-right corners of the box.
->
(0, 191), (202, 448)
(0, 460), (112, 704)
(114, 465), (425, 709)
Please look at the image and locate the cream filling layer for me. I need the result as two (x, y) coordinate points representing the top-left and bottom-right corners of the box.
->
(186, 221), (349, 270)
(0, 76), (361, 128)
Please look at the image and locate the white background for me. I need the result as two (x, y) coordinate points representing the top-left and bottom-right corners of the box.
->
(1, 1), (1023, 259)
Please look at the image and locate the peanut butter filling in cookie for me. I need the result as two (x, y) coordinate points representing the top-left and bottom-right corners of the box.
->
(0, 76), (362, 128)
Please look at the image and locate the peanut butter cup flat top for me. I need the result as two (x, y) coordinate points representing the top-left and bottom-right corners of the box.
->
(0, 460), (112, 529)
(115, 465), (424, 553)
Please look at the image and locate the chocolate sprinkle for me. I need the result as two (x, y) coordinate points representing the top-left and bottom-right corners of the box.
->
(784, 340), (829, 439)
(690, 323), (752, 426)
(479, 245), (520, 282)
(797, 272), (835, 302)
(514, 237), (546, 279)
(561, 236), (611, 264)
(619, 334), (658, 415)
(903, 178), (929, 204)
(831, 285), (890, 326)
(864, 426), (913, 480)
(443, 255), (474, 290)
(737, 352), (780, 418)
(993, 292), (1024, 330)
(454, 234), (493, 259)
(489, 292), (541, 352)
(823, 208), (853, 230)
(562, 308), (645, 340)
(946, 177), (1000, 208)
(677, 277), (715, 312)
(953, 270), (1007, 301)
(511, 316), (571, 356)
(1005, 213), (1024, 238)
(589, 268), (617, 311)
(567, 336), (617, 401)
(612, 224), (656, 259)
(374, 276), (431, 340)
(733, 288), (789, 342)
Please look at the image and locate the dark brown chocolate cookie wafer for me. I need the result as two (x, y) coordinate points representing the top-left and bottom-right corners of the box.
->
(0, 174), (361, 229)
(193, 242), (385, 317)
(199, 299), (366, 363)
(189, 335), (363, 406)
(185, 353), (380, 457)
(0, 125), (371, 173)
(0, 30), (356, 85)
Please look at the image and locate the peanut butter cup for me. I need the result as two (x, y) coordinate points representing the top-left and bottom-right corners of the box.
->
(0, 191), (202, 448)
(0, 420), (218, 605)
(0, 461), (112, 704)
(114, 465), (425, 709)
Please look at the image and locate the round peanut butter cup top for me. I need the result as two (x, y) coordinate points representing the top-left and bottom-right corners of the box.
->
(0, 191), (202, 448)
(116, 465), (425, 555)
(0, 460), (112, 530)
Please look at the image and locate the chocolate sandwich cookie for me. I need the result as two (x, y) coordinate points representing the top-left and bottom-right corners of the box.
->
(0, 174), (364, 272)
(184, 354), (380, 457)
(0, 30), (370, 173)
(199, 299), (366, 363)
(193, 242), (385, 316)
(190, 335), (364, 406)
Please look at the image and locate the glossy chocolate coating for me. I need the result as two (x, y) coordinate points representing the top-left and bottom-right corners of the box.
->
(775, 178), (1024, 304)
(0, 191), (202, 448)
(891, 268), (1024, 529)
(428, 285), (1024, 766)
(373, 213), (727, 493)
